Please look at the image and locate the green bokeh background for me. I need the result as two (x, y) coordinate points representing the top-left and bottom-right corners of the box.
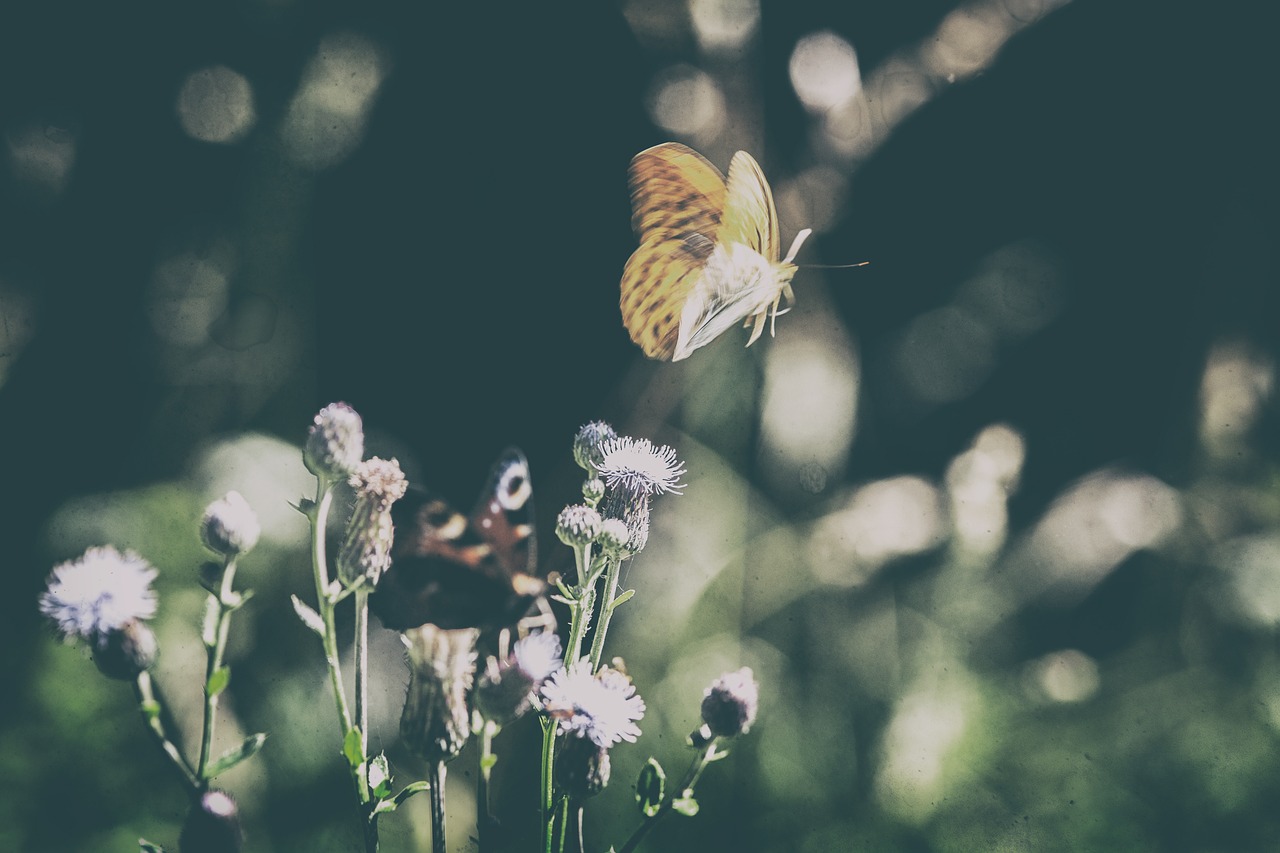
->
(3, 1), (1279, 851)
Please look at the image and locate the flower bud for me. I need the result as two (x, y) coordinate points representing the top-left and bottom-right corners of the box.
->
(179, 789), (243, 853)
(337, 457), (408, 587)
(555, 505), (602, 548)
(582, 477), (605, 506)
(700, 667), (759, 738)
(304, 402), (364, 479)
(200, 491), (261, 558)
(572, 421), (617, 474)
(92, 618), (159, 680)
(555, 734), (611, 800)
(400, 625), (479, 763)
(595, 519), (632, 556)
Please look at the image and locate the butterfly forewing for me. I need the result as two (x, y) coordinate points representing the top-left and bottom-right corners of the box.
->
(620, 143), (729, 360)
(369, 450), (544, 632)
(717, 151), (780, 262)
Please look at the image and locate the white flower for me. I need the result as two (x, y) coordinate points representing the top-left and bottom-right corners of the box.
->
(512, 632), (563, 684)
(596, 437), (686, 496)
(40, 546), (159, 642)
(541, 658), (645, 748)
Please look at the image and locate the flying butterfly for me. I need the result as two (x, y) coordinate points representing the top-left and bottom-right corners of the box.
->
(369, 449), (546, 632)
(620, 142), (813, 361)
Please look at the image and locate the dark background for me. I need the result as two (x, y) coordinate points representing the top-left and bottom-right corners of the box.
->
(3, 0), (1279, 850)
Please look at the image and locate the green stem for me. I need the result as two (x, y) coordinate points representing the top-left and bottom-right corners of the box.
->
(587, 555), (623, 672)
(555, 796), (570, 853)
(197, 556), (238, 781)
(618, 740), (721, 853)
(310, 481), (353, 737)
(541, 717), (556, 853)
(134, 671), (201, 795)
(478, 721), (498, 853)
(429, 761), (447, 853)
(354, 586), (377, 853)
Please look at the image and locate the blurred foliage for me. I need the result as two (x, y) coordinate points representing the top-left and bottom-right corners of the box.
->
(3, 0), (1280, 852)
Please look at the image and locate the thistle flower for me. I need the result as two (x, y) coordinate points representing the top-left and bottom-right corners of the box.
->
(303, 402), (364, 480)
(599, 491), (650, 555)
(400, 624), (480, 763)
(337, 456), (408, 586)
(556, 504), (602, 548)
(596, 437), (686, 497)
(540, 658), (645, 749)
(476, 631), (563, 725)
(40, 546), (158, 644)
(700, 667), (759, 738)
(572, 421), (618, 474)
(200, 491), (261, 558)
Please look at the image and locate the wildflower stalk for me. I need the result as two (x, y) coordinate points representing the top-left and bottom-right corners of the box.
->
(429, 761), (447, 853)
(541, 716), (557, 853)
(617, 739), (722, 853)
(196, 554), (240, 783)
(134, 670), (201, 795)
(477, 719), (499, 852)
(308, 477), (354, 738)
(586, 554), (623, 672)
(354, 586), (378, 849)
(543, 539), (601, 852)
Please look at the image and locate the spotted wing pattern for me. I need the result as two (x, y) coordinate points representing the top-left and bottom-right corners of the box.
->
(370, 449), (544, 632)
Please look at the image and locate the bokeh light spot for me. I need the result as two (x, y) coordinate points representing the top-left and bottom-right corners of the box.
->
(893, 306), (996, 405)
(4, 120), (77, 201)
(689, 0), (760, 53)
(176, 66), (257, 144)
(789, 31), (862, 114)
(281, 32), (389, 170)
(645, 64), (726, 142)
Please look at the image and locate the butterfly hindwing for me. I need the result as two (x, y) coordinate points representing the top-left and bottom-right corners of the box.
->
(370, 449), (544, 632)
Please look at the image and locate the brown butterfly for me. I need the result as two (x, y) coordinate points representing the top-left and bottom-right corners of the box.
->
(620, 142), (812, 361)
(370, 449), (546, 632)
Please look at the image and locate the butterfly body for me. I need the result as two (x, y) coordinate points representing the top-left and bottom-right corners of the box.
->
(620, 142), (811, 361)
(370, 449), (545, 632)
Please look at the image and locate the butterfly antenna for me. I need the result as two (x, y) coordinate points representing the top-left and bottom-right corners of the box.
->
(799, 261), (871, 269)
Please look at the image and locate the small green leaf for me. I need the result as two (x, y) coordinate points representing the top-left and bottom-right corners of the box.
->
(201, 595), (220, 647)
(139, 839), (165, 853)
(387, 779), (432, 810)
(369, 753), (392, 800)
(671, 794), (699, 817)
(607, 588), (636, 612)
(705, 746), (730, 762)
(480, 752), (499, 773)
(140, 699), (161, 720)
(343, 727), (365, 770)
(206, 732), (268, 779)
(635, 757), (666, 818)
(290, 595), (326, 635)
(206, 666), (231, 697)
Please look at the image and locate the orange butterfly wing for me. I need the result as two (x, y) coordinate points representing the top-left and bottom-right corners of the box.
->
(620, 143), (728, 360)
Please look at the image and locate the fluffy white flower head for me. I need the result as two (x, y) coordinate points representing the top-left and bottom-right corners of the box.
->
(540, 657), (646, 748)
(40, 546), (159, 642)
(597, 437), (686, 496)
(513, 632), (563, 684)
